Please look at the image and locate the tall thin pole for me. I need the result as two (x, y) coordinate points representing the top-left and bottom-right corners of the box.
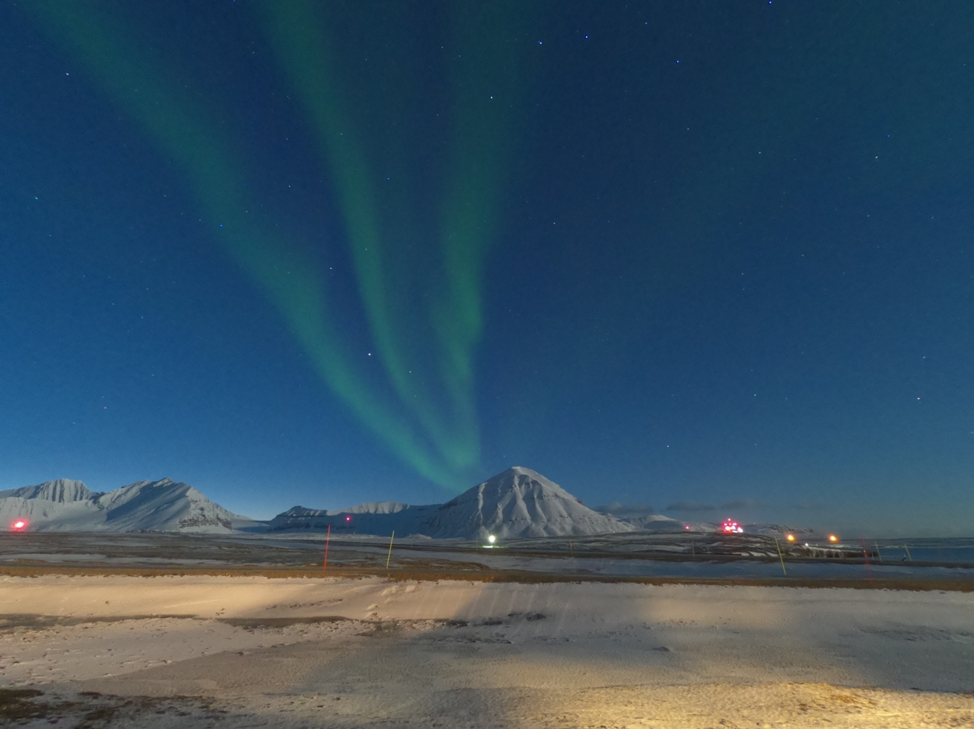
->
(386, 530), (396, 569)
(861, 537), (873, 585)
(323, 524), (331, 574)
(774, 537), (787, 576)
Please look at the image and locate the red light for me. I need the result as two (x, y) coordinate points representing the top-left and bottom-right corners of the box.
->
(720, 519), (743, 534)
(11, 519), (28, 531)
(345, 516), (351, 522)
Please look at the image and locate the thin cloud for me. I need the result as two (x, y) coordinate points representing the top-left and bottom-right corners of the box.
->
(594, 502), (654, 518)
(666, 501), (716, 513)
(720, 499), (762, 510)
(794, 501), (827, 511)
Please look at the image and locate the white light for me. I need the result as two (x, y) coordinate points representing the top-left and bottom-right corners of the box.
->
(487, 534), (496, 544)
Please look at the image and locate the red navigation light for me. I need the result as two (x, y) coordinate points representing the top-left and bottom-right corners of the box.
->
(720, 519), (744, 534)
(345, 515), (352, 522)
(11, 518), (28, 531)
(684, 525), (690, 530)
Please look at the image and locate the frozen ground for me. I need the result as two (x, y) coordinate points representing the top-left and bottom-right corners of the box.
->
(1, 531), (973, 728)
(2, 532), (972, 586)
(1, 575), (973, 728)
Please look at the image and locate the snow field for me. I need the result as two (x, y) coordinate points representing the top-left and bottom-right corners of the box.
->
(1, 575), (973, 727)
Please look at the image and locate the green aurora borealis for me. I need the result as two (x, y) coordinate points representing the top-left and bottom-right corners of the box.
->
(26, 0), (531, 489)
(8, 1), (974, 534)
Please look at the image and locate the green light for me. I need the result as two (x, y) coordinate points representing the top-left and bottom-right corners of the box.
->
(23, 1), (530, 490)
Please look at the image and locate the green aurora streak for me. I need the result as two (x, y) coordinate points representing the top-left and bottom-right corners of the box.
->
(26, 1), (528, 490)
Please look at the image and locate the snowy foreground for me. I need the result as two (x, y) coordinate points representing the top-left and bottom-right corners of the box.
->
(1, 576), (973, 728)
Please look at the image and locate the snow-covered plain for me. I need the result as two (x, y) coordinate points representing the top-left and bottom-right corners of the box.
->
(3, 471), (973, 725)
(1, 575), (973, 728)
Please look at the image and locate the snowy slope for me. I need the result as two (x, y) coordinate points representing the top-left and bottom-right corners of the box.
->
(624, 514), (686, 531)
(418, 467), (634, 540)
(592, 504), (685, 532)
(0, 478), (240, 533)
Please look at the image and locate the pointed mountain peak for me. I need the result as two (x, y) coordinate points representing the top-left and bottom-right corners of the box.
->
(424, 467), (628, 539)
(494, 466), (550, 482)
(467, 466), (575, 500)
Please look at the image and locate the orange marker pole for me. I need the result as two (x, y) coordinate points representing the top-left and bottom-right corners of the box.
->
(323, 524), (332, 574)
(861, 537), (873, 585)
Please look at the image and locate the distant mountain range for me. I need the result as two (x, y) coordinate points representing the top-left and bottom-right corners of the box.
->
(1, 467), (691, 538)
(269, 467), (676, 539)
(0, 478), (245, 533)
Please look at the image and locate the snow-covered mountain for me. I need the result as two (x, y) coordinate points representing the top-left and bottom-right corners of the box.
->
(592, 502), (686, 531)
(623, 514), (686, 531)
(270, 467), (635, 540)
(5, 468), (662, 539)
(1, 478), (93, 504)
(268, 502), (441, 537)
(0, 478), (243, 533)
(420, 467), (633, 539)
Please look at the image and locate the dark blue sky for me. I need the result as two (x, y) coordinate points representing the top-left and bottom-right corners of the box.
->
(2, 1), (972, 536)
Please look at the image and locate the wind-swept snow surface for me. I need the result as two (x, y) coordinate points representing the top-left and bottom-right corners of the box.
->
(1, 576), (972, 728)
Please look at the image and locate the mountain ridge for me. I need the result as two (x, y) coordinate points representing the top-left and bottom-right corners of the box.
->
(4, 468), (739, 538)
(0, 477), (241, 533)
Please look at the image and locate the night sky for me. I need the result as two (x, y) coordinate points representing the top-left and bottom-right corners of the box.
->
(3, 1), (973, 536)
